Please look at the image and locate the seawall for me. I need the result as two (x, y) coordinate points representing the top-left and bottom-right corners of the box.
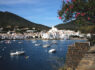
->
(64, 42), (90, 70)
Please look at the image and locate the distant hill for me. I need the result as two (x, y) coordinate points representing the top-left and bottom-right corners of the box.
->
(55, 18), (95, 34)
(0, 11), (50, 32)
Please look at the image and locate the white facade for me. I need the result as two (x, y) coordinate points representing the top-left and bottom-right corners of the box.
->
(41, 27), (82, 39)
(41, 27), (69, 39)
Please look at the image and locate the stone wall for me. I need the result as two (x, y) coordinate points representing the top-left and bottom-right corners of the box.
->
(65, 42), (90, 70)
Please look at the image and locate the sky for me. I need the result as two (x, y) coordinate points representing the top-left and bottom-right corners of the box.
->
(0, 0), (64, 27)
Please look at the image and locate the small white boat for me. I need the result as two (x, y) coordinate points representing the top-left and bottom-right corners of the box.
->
(35, 44), (41, 46)
(18, 42), (22, 44)
(32, 41), (36, 43)
(43, 44), (50, 48)
(52, 41), (57, 44)
(10, 51), (25, 56)
(48, 49), (56, 53)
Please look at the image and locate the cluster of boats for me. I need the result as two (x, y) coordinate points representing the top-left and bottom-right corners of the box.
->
(0, 40), (57, 57)
(10, 48), (56, 56)
(33, 40), (57, 53)
(10, 40), (57, 56)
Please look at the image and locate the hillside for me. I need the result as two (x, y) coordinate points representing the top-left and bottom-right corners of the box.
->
(55, 18), (95, 34)
(0, 11), (50, 32)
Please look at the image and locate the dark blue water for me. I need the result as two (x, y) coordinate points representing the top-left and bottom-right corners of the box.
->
(0, 40), (86, 70)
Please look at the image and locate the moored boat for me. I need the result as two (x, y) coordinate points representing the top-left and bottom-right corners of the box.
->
(10, 51), (25, 56)
(35, 44), (41, 46)
(48, 49), (56, 53)
(43, 44), (50, 48)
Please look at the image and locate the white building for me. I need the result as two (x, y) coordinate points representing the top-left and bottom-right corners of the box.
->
(41, 27), (69, 39)
(41, 26), (82, 39)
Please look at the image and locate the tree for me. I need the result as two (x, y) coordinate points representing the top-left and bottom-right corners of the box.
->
(58, 0), (95, 22)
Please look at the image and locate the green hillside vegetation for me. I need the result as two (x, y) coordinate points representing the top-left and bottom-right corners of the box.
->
(55, 18), (95, 34)
(0, 11), (50, 32)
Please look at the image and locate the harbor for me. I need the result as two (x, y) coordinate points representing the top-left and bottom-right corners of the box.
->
(0, 0), (95, 70)
(0, 39), (86, 70)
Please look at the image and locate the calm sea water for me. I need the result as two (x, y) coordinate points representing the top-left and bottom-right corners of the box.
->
(0, 40), (86, 70)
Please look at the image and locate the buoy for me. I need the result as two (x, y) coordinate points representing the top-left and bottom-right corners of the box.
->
(25, 56), (29, 59)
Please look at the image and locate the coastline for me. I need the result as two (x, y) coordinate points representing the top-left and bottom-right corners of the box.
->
(0, 38), (87, 40)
